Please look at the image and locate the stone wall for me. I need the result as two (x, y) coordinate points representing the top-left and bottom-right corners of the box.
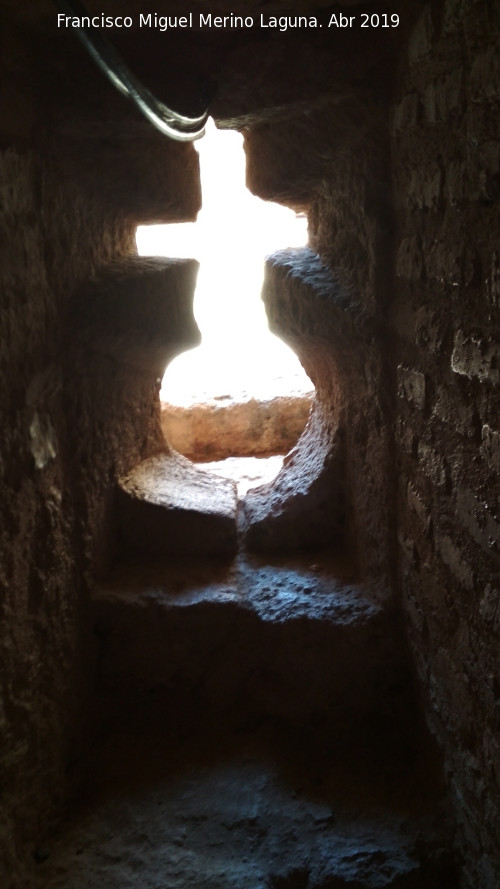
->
(0, 11), (200, 885)
(390, 2), (500, 885)
(0, 144), (129, 887)
(238, 3), (500, 881)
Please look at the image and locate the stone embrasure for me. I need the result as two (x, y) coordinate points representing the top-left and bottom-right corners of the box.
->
(117, 452), (238, 557)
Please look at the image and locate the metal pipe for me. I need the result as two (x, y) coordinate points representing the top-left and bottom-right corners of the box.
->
(55, 0), (209, 141)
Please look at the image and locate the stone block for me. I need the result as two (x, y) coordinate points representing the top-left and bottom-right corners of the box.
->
(415, 305), (446, 353)
(28, 412), (57, 471)
(117, 452), (238, 557)
(425, 236), (461, 285)
(397, 366), (426, 410)
(407, 481), (431, 533)
(418, 441), (449, 488)
(434, 530), (475, 590)
(161, 391), (313, 462)
(481, 424), (500, 473)
(455, 485), (500, 558)
(451, 330), (500, 384)
(433, 384), (476, 436)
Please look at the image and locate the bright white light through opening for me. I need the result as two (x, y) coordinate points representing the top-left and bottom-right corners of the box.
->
(136, 119), (313, 406)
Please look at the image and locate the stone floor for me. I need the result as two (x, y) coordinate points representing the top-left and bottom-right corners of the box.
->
(32, 551), (457, 889)
(33, 714), (454, 889)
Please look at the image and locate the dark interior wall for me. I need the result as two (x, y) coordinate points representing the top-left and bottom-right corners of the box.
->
(0, 9), (200, 883)
(390, 1), (500, 884)
(232, 3), (500, 882)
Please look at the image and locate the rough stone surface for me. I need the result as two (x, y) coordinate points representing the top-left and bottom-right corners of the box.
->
(161, 391), (312, 461)
(91, 552), (397, 720)
(32, 727), (453, 889)
(0, 6), (202, 885)
(118, 452), (238, 556)
(391, 2), (500, 884)
(72, 257), (201, 374)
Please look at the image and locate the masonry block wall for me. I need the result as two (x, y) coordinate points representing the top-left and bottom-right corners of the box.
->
(391, 2), (500, 884)
(0, 12), (200, 884)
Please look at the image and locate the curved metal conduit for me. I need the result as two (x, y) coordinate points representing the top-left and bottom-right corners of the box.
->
(55, 0), (209, 141)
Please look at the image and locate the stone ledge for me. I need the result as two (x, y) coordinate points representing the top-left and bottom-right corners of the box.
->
(161, 391), (313, 461)
(91, 552), (403, 725)
(117, 452), (238, 557)
(70, 256), (200, 373)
